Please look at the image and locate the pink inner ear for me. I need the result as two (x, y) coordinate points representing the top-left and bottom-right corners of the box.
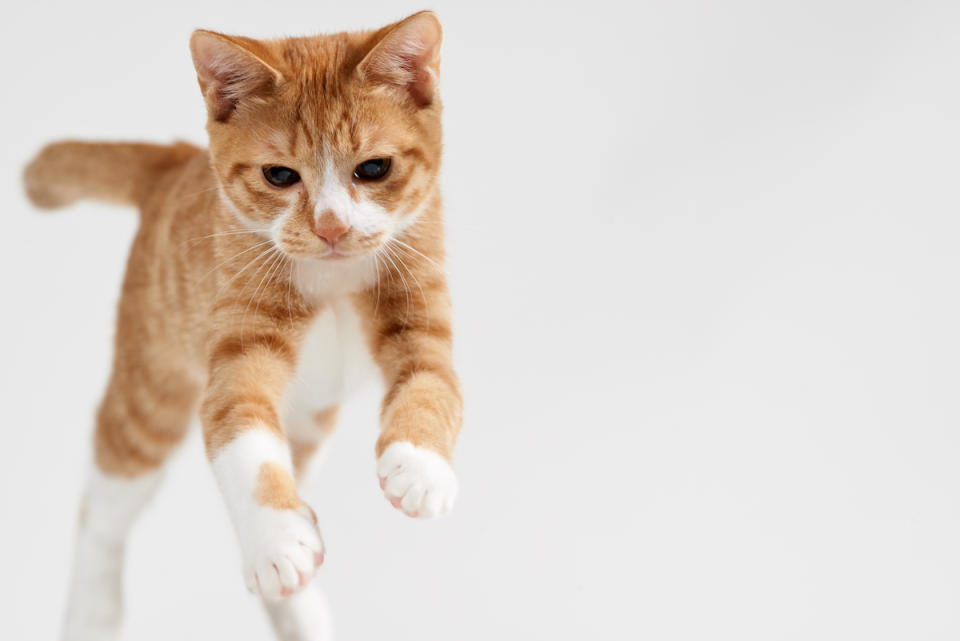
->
(362, 13), (442, 106)
(190, 32), (279, 120)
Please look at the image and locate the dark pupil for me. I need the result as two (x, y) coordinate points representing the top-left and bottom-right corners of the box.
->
(357, 159), (388, 179)
(272, 168), (293, 182)
(266, 166), (299, 186)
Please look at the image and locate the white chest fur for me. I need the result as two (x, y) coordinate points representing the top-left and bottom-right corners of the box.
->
(281, 295), (380, 444)
(290, 254), (378, 302)
(282, 255), (381, 446)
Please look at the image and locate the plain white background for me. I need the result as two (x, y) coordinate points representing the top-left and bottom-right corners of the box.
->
(2, 0), (959, 639)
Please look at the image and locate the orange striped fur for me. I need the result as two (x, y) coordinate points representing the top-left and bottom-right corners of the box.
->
(24, 11), (460, 628)
(25, 11), (459, 474)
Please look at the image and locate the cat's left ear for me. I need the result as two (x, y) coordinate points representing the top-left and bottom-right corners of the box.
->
(189, 30), (283, 121)
(358, 11), (443, 107)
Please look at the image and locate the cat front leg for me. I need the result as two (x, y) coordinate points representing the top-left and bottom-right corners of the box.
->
(200, 299), (324, 599)
(207, 429), (324, 599)
(354, 243), (463, 519)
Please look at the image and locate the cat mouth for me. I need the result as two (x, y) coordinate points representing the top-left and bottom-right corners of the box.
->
(319, 247), (366, 261)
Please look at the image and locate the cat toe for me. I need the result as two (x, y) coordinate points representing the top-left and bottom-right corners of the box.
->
(377, 441), (458, 519)
(242, 506), (325, 600)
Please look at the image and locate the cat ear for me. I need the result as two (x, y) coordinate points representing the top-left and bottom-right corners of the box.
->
(358, 11), (443, 107)
(189, 30), (283, 121)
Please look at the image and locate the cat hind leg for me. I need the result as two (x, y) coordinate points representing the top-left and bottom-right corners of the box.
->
(62, 377), (195, 641)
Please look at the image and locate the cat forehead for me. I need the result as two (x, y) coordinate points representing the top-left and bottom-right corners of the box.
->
(253, 124), (394, 165)
(249, 99), (405, 162)
(237, 43), (418, 155)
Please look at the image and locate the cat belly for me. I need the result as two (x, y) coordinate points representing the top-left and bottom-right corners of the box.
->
(281, 298), (379, 443)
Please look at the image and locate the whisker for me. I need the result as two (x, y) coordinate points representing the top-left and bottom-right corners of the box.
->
(198, 238), (275, 283)
(390, 237), (444, 272)
(373, 250), (382, 317)
(180, 228), (261, 248)
(255, 252), (287, 321)
(380, 243), (411, 325)
(386, 240), (428, 326)
(285, 256), (295, 325)
(237, 247), (282, 307)
(180, 184), (227, 198)
(241, 248), (286, 344)
(212, 245), (277, 303)
(238, 248), (283, 345)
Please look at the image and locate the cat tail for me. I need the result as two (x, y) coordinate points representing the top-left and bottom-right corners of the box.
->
(23, 140), (199, 210)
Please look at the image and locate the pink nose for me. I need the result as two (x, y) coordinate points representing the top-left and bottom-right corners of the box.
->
(313, 212), (350, 245)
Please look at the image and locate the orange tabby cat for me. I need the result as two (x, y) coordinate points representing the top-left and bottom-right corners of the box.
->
(23, 11), (460, 641)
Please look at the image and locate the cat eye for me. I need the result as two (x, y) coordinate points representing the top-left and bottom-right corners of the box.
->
(353, 158), (391, 181)
(262, 166), (301, 187)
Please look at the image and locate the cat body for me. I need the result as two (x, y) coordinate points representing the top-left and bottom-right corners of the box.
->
(23, 12), (460, 641)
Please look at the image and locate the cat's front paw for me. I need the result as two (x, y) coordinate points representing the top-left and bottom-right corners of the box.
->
(376, 442), (458, 519)
(241, 504), (325, 601)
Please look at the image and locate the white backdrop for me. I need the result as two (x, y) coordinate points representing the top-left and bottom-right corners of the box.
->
(2, 1), (959, 639)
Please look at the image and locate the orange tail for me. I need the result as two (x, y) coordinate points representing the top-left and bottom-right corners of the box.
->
(23, 140), (198, 210)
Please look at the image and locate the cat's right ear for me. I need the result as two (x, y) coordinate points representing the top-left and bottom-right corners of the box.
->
(189, 30), (283, 122)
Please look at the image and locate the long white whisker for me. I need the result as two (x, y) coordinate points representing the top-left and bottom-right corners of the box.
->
(241, 248), (285, 345)
(372, 250), (382, 317)
(285, 256), (297, 325)
(181, 185), (227, 198)
(380, 243), (411, 324)
(387, 241), (428, 326)
(390, 237), (444, 272)
(253, 251), (287, 324)
(199, 238), (275, 282)
(212, 245), (277, 302)
(181, 228), (261, 248)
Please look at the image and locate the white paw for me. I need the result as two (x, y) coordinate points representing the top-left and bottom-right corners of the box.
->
(376, 442), (458, 519)
(240, 505), (325, 601)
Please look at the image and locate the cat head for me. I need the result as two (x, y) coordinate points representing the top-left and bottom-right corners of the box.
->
(189, 11), (442, 263)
